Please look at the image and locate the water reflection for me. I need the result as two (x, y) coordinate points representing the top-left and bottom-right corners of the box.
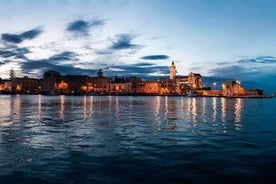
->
(83, 95), (87, 120)
(0, 95), (245, 134)
(89, 96), (93, 119)
(212, 97), (217, 122)
(38, 95), (41, 121)
(235, 98), (242, 123)
(60, 95), (65, 120)
(221, 97), (226, 123)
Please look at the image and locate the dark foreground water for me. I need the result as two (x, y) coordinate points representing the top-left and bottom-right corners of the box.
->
(0, 95), (276, 183)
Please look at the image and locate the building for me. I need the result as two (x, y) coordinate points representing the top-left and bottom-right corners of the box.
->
(170, 61), (176, 80)
(222, 81), (263, 97)
(158, 78), (176, 94)
(222, 81), (245, 96)
(136, 80), (160, 94)
(0, 62), (205, 95)
(41, 71), (94, 95)
(188, 72), (202, 89)
(40, 71), (61, 94)
(10, 76), (40, 93)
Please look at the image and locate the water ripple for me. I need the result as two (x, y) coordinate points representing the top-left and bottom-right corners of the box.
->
(0, 95), (276, 183)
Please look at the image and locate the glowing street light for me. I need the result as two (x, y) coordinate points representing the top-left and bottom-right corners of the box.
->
(213, 82), (216, 90)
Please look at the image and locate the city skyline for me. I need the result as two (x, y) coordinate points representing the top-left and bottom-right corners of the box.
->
(0, 0), (276, 93)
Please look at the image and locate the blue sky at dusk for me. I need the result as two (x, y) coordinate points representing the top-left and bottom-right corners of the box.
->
(0, 0), (275, 93)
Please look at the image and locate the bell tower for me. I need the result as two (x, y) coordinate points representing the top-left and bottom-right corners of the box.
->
(170, 61), (176, 80)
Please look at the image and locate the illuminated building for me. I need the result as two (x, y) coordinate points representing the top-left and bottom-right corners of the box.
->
(10, 76), (40, 93)
(136, 80), (160, 94)
(222, 81), (245, 96)
(41, 71), (95, 95)
(170, 61), (176, 80)
(188, 72), (202, 89)
(2, 62), (265, 96)
(222, 81), (263, 97)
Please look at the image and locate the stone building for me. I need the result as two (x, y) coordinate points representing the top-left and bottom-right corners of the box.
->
(136, 80), (160, 94)
(222, 81), (245, 96)
(222, 81), (263, 97)
(11, 76), (40, 93)
(170, 61), (176, 80)
(41, 71), (93, 95)
(188, 72), (202, 89)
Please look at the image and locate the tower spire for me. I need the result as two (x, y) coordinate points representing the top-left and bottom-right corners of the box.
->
(170, 61), (176, 80)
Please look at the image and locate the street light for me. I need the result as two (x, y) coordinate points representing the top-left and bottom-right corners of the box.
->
(213, 82), (216, 90)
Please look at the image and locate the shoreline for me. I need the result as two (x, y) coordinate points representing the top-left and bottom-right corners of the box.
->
(0, 92), (274, 98)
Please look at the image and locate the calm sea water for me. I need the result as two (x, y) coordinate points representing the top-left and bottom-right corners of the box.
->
(0, 95), (276, 183)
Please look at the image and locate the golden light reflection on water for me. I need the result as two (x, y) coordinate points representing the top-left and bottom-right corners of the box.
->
(0, 96), (10, 120)
(164, 96), (168, 118)
(212, 97), (217, 122)
(60, 95), (64, 120)
(155, 96), (161, 117)
(83, 95), (87, 120)
(13, 95), (21, 121)
(235, 98), (242, 123)
(221, 98), (226, 122)
(202, 97), (206, 122)
(89, 96), (93, 119)
(0, 95), (244, 132)
(115, 96), (119, 118)
(190, 98), (197, 123)
(155, 96), (161, 130)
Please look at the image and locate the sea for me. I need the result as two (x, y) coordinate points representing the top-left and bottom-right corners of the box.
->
(0, 94), (275, 183)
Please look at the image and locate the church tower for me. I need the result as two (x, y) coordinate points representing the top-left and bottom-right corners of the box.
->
(170, 61), (176, 80)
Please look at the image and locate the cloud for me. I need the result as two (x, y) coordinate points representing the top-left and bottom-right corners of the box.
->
(109, 34), (140, 50)
(0, 60), (11, 66)
(20, 59), (97, 77)
(140, 55), (169, 60)
(0, 46), (30, 59)
(49, 51), (78, 62)
(17, 50), (98, 77)
(206, 56), (276, 93)
(107, 62), (169, 78)
(66, 18), (105, 36)
(208, 65), (248, 79)
(238, 56), (276, 64)
(1, 34), (22, 44)
(95, 50), (113, 55)
(1, 27), (42, 44)
(20, 27), (43, 40)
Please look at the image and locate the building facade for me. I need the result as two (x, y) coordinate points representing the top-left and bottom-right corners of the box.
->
(170, 61), (176, 80)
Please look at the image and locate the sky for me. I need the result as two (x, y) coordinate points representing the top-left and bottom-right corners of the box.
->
(0, 0), (275, 93)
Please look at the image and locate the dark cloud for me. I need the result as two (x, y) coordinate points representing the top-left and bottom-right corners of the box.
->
(67, 20), (89, 34)
(20, 28), (42, 40)
(141, 55), (169, 60)
(96, 50), (113, 55)
(107, 62), (169, 78)
(20, 59), (97, 76)
(18, 51), (96, 76)
(208, 59), (276, 93)
(1, 27), (42, 44)
(0, 60), (11, 66)
(66, 19), (105, 36)
(132, 62), (155, 67)
(238, 56), (276, 64)
(49, 51), (77, 62)
(209, 65), (251, 79)
(0, 46), (30, 59)
(1, 34), (22, 43)
(109, 34), (140, 50)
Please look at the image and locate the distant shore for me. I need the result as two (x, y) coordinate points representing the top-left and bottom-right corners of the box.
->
(0, 92), (274, 98)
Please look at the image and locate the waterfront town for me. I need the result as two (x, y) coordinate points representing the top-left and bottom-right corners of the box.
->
(0, 61), (264, 97)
